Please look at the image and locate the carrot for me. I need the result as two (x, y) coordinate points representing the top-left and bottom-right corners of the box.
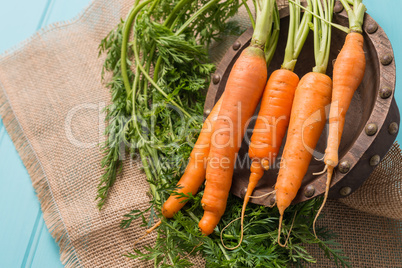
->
(275, 72), (332, 215)
(275, 0), (334, 246)
(234, 2), (312, 248)
(249, 70), (299, 168)
(199, 46), (268, 235)
(314, 0), (366, 237)
(199, 0), (277, 236)
(162, 96), (223, 218)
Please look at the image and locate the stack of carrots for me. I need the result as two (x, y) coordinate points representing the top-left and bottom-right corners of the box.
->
(158, 0), (367, 248)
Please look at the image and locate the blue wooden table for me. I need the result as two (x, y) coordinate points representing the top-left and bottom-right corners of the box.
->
(0, 0), (401, 267)
(0, 1), (91, 267)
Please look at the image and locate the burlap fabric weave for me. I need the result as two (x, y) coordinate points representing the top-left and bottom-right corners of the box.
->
(0, 0), (401, 267)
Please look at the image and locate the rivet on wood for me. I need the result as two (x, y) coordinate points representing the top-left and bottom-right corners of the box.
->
(365, 123), (378, 136)
(239, 187), (247, 199)
(379, 86), (392, 99)
(381, 53), (393, 66)
(370, 155), (381, 166)
(304, 185), (315, 198)
(334, 1), (343, 13)
(232, 41), (241, 51)
(388, 122), (399, 135)
(338, 160), (350, 174)
(339, 187), (352, 197)
(366, 23), (378, 34)
(212, 74), (221, 84)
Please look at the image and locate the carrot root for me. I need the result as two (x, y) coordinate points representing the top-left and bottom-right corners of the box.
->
(220, 216), (243, 250)
(133, 220), (162, 248)
(312, 165), (327, 176)
(313, 165), (333, 239)
(277, 211), (297, 247)
(249, 190), (276, 199)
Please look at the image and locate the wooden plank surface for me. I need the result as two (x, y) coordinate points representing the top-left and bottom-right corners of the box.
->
(0, 0), (401, 267)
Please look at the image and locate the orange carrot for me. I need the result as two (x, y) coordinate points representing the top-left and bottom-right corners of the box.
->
(315, 0), (367, 237)
(199, 46), (268, 235)
(198, 0), (277, 236)
(162, 96), (223, 218)
(322, 32), (365, 200)
(275, 0), (334, 246)
(275, 72), (332, 215)
(249, 70), (299, 167)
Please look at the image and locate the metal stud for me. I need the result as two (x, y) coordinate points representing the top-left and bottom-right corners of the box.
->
(388, 122), (399, 135)
(212, 74), (221, 84)
(366, 23), (378, 34)
(334, 1), (343, 13)
(304, 185), (315, 198)
(381, 53), (393, 66)
(365, 123), (378, 136)
(338, 160), (351, 174)
(232, 41), (241, 51)
(204, 109), (211, 115)
(339, 186), (352, 197)
(370, 155), (381, 166)
(379, 86), (392, 99)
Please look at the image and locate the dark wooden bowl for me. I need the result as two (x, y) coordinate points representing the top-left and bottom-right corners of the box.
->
(204, 3), (400, 206)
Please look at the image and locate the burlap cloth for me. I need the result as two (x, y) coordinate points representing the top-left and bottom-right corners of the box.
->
(0, 0), (401, 267)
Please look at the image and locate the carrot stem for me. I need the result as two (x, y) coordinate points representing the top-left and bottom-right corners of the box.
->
(312, 0), (333, 74)
(288, 0), (350, 34)
(251, 0), (276, 48)
(242, 0), (256, 29)
(282, 0), (312, 71)
(265, 2), (280, 66)
(121, 0), (153, 95)
(218, 243), (231, 261)
(339, 0), (366, 33)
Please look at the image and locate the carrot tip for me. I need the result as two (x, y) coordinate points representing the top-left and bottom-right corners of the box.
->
(313, 165), (333, 239)
(133, 220), (161, 248)
(220, 216), (244, 250)
(277, 212), (296, 248)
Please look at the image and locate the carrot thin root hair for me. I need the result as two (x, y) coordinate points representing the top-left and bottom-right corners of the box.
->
(249, 189), (276, 199)
(220, 216), (243, 250)
(312, 164), (327, 176)
(314, 153), (326, 161)
(220, 190), (276, 250)
(133, 220), (162, 248)
(277, 211), (297, 247)
(313, 165), (334, 238)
